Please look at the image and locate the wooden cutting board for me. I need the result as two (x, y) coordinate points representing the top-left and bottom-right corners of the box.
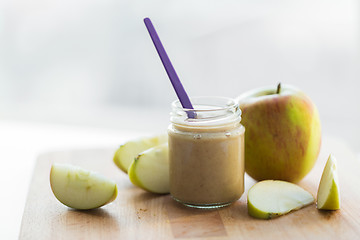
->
(19, 135), (360, 240)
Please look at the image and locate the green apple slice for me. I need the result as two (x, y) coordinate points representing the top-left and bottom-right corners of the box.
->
(50, 163), (118, 210)
(317, 154), (340, 210)
(128, 143), (169, 194)
(247, 180), (314, 219)
(113, 134), (167, 173)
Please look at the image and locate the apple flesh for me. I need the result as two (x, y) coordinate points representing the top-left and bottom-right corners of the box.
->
(50, 163), (118, 210)
(128, 143), (169, 194)
(247, 180), (314, 219)
(317, 154), (340, 210)
(113, 134), (167, 173)
(237, 84), (321, 183)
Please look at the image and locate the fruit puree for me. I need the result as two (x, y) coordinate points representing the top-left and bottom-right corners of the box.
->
(168, 97), (245, 208)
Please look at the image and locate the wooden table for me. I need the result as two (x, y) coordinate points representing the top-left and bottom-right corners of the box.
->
(19, 136), (360, 239)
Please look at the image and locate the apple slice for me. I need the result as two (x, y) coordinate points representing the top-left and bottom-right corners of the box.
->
(247, 180), (314, 219)
(113, 134), (167, 173)
(50, 163), (118, 210)
(128, 143), (169, 194)
(317, 154), (340, 210)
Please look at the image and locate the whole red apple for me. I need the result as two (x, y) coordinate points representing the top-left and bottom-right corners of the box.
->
(237, 83), (321, 183)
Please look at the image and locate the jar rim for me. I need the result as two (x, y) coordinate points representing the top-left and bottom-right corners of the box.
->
(171, 96), (238, 112)
(170, 96), (241, 128)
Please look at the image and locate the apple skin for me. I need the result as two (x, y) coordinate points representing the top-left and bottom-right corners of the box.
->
(237, 84), (321, 183)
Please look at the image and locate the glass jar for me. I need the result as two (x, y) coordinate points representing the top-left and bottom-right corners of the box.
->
(168, 97), (245, 208)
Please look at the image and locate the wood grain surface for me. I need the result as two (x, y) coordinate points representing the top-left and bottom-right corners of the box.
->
(19, 136), (360, 240)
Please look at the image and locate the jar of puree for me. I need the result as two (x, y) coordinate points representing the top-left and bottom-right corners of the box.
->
(168, 97), (245, 208)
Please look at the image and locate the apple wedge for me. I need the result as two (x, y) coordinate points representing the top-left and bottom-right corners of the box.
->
(247, 180), (314, 219)
(317, 154), (340, 210)
(50, 163), (118, 210)
(113, 134), (167, 173)
(128, 143), (169, 194)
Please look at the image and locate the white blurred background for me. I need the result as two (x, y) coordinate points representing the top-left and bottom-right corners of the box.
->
(0, 0), (359, 238)
(1, 0), (359, 140)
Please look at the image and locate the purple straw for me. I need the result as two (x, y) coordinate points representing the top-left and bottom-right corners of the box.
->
(144, 17), (195, 118)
